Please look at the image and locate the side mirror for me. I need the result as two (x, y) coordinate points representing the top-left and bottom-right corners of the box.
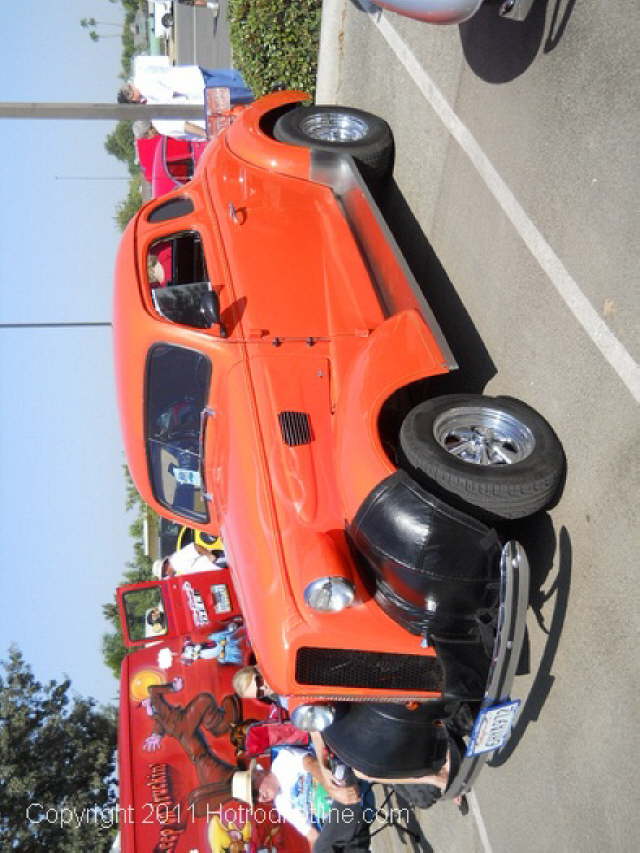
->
(152, 283), (227, 335)
(199, 289), (227, 337)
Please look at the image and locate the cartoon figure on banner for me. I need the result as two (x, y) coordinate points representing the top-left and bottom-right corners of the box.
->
(134, 674), (243, 817)
(208, 812), (284, 853)
(208, 814), (252, 853)
(181, 619), (244, 666)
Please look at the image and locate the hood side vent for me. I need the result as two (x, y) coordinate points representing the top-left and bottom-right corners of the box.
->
(278, 410), (312, 446)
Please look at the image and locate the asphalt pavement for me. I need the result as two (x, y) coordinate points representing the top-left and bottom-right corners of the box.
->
(174, 0), (231, 68)
(318, 1), (640, 851)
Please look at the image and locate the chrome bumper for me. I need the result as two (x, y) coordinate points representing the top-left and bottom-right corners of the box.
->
(442, 540), (530, 799)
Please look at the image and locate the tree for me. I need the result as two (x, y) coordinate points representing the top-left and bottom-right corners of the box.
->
(80, 16), (122, 41)
(0, 647), (118, 851)
(114, 176), (143, 231)
(101, 521), (154, 679)
(104, 120), (137, 173)
(80, 16), (99, 41)
(80, 17), (121, 27)
(100, 466), (155, 678)
(123, 463), (143, 512)
(101, 630), (129, 681)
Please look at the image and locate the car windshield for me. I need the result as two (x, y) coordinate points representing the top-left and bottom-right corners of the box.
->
(145, 344), (211, 522)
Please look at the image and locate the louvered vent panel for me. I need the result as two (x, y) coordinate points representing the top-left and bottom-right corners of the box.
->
(295, 647), (444, 692)
(278, 411), (312, 446)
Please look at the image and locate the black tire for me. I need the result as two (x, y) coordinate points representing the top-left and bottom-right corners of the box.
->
(161, 12), (173, 28)
(399, 394), (565, 520)
(273, 104), (394, 184)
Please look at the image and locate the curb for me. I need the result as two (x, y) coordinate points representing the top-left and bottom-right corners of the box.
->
(316, 0), (348, 103)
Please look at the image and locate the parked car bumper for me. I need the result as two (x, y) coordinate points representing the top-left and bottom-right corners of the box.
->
(443, 540), (530, 799)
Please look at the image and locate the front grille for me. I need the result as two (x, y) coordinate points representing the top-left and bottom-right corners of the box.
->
(278, 410), (312, 446)
(295, 647), (444, 692)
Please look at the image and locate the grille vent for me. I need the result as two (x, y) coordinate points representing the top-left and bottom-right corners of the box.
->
(295, 647), (444, 692)
(278, 411), (312, 446)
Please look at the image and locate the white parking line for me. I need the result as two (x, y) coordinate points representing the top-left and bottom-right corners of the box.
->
(317, 0), (640, 405)
(468, 790), (494, 853)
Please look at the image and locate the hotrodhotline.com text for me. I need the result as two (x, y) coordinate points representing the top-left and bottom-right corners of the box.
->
(25, 802), (409, 829)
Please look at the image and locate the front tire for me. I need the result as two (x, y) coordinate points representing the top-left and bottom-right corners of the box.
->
(273, 104), (394, 184)
(399, 394), (565, 520)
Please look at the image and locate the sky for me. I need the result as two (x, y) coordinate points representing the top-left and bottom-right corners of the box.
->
(0, 0), (135, 705)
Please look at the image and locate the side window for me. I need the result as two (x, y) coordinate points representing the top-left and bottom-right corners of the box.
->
(147, 232), (215, 329)
(123, 586), (167, 642)
(145, 344), (211, 523)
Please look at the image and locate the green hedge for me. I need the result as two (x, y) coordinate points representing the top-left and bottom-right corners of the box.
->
(228, 0), (322, 97)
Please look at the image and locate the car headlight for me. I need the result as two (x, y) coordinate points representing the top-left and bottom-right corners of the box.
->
(291, 704), (335, 732)
(304, 577), (355, 612)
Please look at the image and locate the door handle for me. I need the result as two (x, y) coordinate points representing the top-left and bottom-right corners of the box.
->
(227, 202), (246, 225)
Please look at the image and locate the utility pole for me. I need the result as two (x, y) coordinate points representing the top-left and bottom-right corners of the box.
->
(0, 103), (204, 121)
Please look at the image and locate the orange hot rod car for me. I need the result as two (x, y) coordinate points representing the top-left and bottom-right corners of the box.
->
(114, 92), (564, 788)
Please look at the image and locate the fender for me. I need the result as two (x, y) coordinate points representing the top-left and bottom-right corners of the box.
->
(224, 91), (312, 179)
(373, 0), (484, 25)
(335, 309), (452, 519)
(347, 470), (501, 638)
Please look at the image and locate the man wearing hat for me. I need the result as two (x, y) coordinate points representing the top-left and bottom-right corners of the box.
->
(152, 541), (224, 580)
(232, 736), (371, 853)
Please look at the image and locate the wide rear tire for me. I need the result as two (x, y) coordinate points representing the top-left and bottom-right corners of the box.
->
(273, 104), (394, 184)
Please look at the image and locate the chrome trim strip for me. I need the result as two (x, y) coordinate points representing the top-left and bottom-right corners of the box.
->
(499, 0), (536, 22)
(294, 695), (442, 703)
(198, 406), (216, 496)
(442, 540), (530, 799)
(310, 150), (457, 370)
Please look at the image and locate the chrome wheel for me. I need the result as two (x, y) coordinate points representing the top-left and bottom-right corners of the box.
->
(400, 394), (564, 519)
(433, 406), (535, 466)
(299, 112), (369, 143)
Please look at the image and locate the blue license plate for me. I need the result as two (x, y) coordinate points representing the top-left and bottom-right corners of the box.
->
(466, 700), (520, 756)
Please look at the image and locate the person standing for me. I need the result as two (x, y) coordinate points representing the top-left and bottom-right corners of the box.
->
(117, 56), (253, 138)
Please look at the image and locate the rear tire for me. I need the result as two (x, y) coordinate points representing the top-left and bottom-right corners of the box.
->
(273, 104), (394, 184)
(399, 394), (565, 520)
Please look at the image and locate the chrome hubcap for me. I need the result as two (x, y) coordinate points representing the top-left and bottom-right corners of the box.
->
(433, 406), (535, 466)
(300, 112), (369, 142)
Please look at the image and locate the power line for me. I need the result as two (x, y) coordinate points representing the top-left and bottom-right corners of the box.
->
(54, 176), (131, 181)
(0, 322), (111, 329)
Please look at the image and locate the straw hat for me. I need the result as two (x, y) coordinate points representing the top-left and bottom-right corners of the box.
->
(231, 760), (257, 806)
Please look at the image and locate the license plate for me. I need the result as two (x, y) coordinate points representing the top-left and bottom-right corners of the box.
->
(466, 700), (520, 756)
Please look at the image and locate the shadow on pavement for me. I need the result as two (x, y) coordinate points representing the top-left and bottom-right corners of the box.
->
(459, 0), (550, 83)
(378, 177), (497, 396)
(372, 786), (435, 853)
(488, 523), (572, 766)
(543, 0), (578, 53)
